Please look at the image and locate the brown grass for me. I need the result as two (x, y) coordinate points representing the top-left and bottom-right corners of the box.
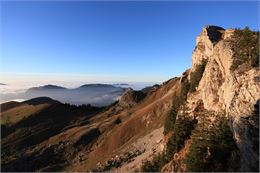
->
(71, 78), (181, 170)
(1, 104), (50, 125)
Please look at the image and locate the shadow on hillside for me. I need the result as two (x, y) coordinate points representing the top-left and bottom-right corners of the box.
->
(1, 103), (104, 171)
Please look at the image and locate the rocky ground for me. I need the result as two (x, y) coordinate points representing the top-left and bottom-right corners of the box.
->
(89, 127), (164, 172)
(116, 127), (164, 172)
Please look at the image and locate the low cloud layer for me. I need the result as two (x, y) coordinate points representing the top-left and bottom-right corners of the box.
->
(0, 84), (128, 107)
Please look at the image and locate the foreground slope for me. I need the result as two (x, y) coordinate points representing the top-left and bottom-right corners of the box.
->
(1, 78), (180, 171)
(1, 97), (104, 171)
(71, 78), (180, 171)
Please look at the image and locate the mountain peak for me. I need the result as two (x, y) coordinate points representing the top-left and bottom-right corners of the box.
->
(79, 84), (114, 88)
(27, 84), (66, 92)
(193, 25), (226, 67)
(197, 25), (225, 46)
(203, 25), (225, 30)
(203, 25), (225, 43)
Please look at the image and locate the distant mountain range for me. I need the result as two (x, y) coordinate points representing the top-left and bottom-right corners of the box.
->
(1, 84), (129, 106)
(27, 84), (66, 91)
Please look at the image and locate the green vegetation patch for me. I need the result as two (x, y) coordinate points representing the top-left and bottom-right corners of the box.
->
(165, 116), (197, 161)
(184, 115), (238, 172)
(140, 153), (167, 172)
(230, 27), (259, 71)
(164, 77), (190, 134)
(189, 59), (207, 92)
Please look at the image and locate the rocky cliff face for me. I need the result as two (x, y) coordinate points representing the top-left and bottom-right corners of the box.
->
(126, 26), (260, 172)
(175, 25), (259, 171)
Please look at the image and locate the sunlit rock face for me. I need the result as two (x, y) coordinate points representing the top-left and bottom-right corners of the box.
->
(186, 25), (259, 171)
(192, 25), (225, 68)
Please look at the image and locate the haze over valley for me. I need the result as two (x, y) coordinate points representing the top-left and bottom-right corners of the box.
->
(0, 82), (156, 106)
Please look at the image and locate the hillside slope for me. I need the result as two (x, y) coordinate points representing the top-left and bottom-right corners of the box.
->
(1, 77), (180, 171)
(1, 97), (104, 171)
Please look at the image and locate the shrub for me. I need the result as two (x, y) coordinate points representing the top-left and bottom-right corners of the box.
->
(165, 116), (197, 161)
(113, 117), (121, 124)
(164, 96), (180, 134)
(164, 77), (190, 134)
(141, 153), (167, 172)
(184, 116), (238, 172)
(179, 77), (190, 102)
(230, 27), (259, 71)
(189, 59), (207, 92)
(164, 77), (193, 161)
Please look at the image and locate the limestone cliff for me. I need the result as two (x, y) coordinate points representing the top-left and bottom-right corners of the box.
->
(190, 25), (259, 171)
(164, 25), (259, 172)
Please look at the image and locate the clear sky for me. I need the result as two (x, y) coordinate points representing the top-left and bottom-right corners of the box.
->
(0, 1), (259, 84)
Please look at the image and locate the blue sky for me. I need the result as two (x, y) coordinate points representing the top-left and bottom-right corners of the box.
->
(1, 1), (259, 84)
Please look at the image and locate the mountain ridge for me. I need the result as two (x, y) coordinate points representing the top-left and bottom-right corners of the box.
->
(1, 84), (129, 106)
(26, 83), (128, 91)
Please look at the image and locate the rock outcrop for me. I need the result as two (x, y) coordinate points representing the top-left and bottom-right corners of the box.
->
(192, 25), (225, 67)
(185, 25), (259, 171)
(118, 88), (146, 109)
